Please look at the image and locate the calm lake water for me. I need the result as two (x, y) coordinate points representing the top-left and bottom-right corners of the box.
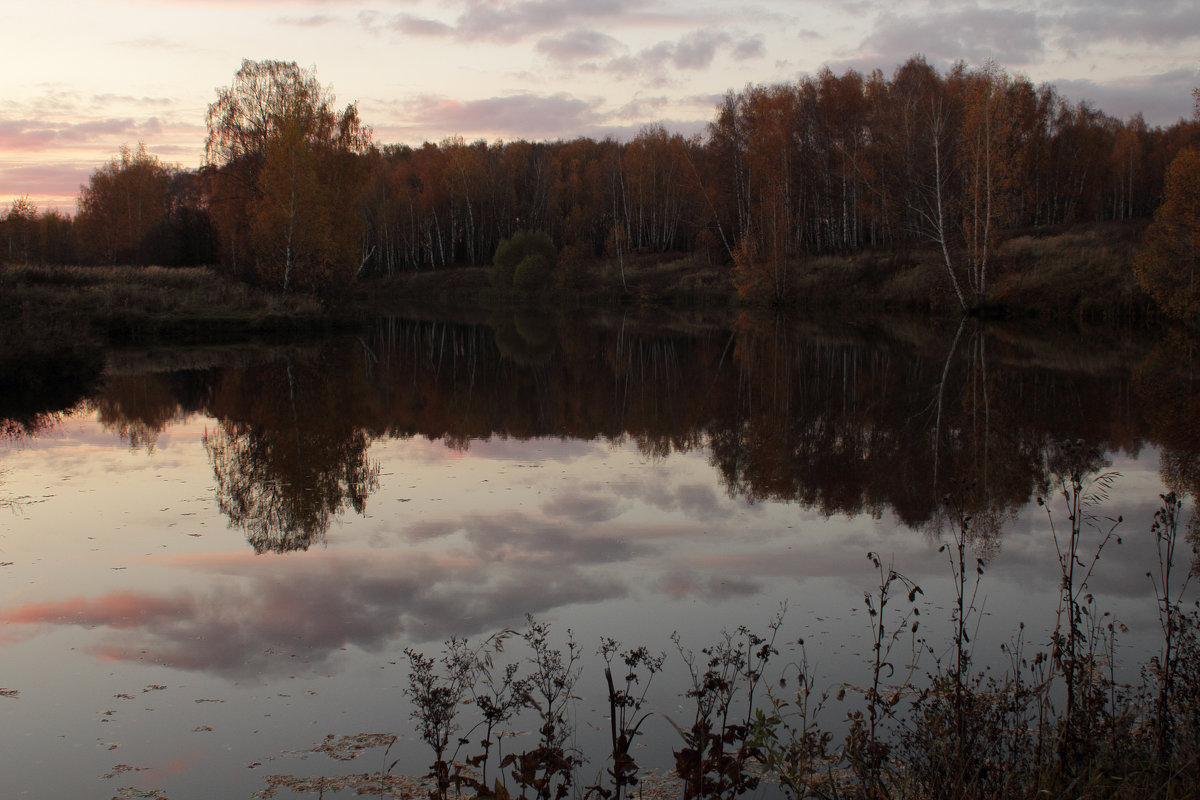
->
(1, 310), (1197, 799)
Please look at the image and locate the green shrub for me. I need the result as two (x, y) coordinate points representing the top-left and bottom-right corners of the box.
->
(513, 253), (553, 291)
(492, 230), (557, 292)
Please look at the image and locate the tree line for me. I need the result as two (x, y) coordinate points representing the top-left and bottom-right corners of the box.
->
(2, 57), (1197, 307)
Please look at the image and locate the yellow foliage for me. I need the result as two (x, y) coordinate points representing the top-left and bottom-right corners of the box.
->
(1135, 147), (1200, 321)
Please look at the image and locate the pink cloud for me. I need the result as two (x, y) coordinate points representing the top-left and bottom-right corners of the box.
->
(0, 164), (92, 203)
(2, 592), (196, 629)
(0, 118), (140, 150)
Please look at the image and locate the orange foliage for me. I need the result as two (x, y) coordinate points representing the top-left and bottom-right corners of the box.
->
(1136, 147), (1200, 320)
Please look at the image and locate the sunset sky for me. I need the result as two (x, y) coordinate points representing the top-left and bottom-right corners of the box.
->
(2, 0), (1197, 211)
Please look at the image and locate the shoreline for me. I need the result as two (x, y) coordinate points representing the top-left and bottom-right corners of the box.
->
(0, 220), (1161, 351)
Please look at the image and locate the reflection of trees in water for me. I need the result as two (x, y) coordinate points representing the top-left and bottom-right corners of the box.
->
(715, 313), (1143, 536)
(1135, 331), (1200, 498)
(89, 374), (190, 452)
(0, 347), (101, 439)
(1, 347), (103, 513)
(365, 313), (1165, 551)
(14, 313), (1195, 556)
(1133, 331), (1200, 575)
(203, 352), (380, 554)
(204, 419), (378, 554)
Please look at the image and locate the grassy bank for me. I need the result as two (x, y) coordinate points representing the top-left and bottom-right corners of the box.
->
(357, 221), (1155, 321)
(0, 221), (1159, 350)
(0, 264), (359, 349)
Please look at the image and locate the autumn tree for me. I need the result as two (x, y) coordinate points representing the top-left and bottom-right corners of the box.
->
(140, 170), (217, 267)
(75, 144), (173, 265)
(205, 59), (371, 292)
(2, 197), (39, 264)
(36, 209), (75, 265)
(953, 61), (1024, 306)
(890, 57), (973, 308)
(1135, 147), (1200, 320)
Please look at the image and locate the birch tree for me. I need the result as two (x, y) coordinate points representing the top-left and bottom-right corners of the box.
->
(205, 59), (371, 292)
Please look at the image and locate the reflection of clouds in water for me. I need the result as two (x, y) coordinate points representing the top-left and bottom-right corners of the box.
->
(4, 460), (1182, 685)
(657, 569), (762, 599)
(467, 437), (602, 463)
(630, 479), (739, 520)
(460, 511), (649, 563)
(0, 552), (624, 681)
(541, 490), (627, 523)
(957, 494), (1178, 603)
(402, 511), (650, 563)
(570, 475), (747, 522)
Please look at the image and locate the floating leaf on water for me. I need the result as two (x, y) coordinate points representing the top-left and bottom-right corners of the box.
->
(288, 732), (400, 762)
(111, 788), (168, 800)
(101, 764), (150, 780)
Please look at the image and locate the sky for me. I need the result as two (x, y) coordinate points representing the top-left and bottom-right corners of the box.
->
(2, 0), (1198, 211)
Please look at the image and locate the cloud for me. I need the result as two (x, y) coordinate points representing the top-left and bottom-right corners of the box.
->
(361, 0), (636, 44)
(1052, 2), (1200, 47)
(536, 29), (622, 64)
(731, 35), (766, 61)
(673, 29), (733, 69)
(1052, 68), (1199, 125)
(386, 13), (455, 37)
(613, 95), (670, 119)
(453, 0), (634, 44)
(0, 118), (138, 151)
(601, 28), (764, 79)
(396, 92), (604, 139)
(0, 164), (92, 202)
(278, 14), (340, 28)
(858, 8), (1045, 69)
(91, 93), (176, 108)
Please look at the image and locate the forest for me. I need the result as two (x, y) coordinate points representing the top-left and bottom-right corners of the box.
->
(2, 56), (1198, 314)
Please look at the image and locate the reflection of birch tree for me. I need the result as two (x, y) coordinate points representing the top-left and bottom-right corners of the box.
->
(203, 351), (380, 554)
(928, 320), (1020, 556)
(204, 419), (379, 554)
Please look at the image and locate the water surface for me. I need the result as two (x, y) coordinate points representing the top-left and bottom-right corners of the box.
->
(1, 311), (1196, 798)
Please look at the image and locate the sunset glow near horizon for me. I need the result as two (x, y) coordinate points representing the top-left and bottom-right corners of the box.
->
(2, 0), (1197, 212)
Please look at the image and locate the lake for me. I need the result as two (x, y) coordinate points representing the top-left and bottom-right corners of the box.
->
(1, 310), (1197, 799)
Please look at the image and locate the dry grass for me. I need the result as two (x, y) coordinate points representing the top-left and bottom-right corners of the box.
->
(991, 225), (1149, 319)
(5, 264), (321, 315)
(2, 264), (337, 347)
